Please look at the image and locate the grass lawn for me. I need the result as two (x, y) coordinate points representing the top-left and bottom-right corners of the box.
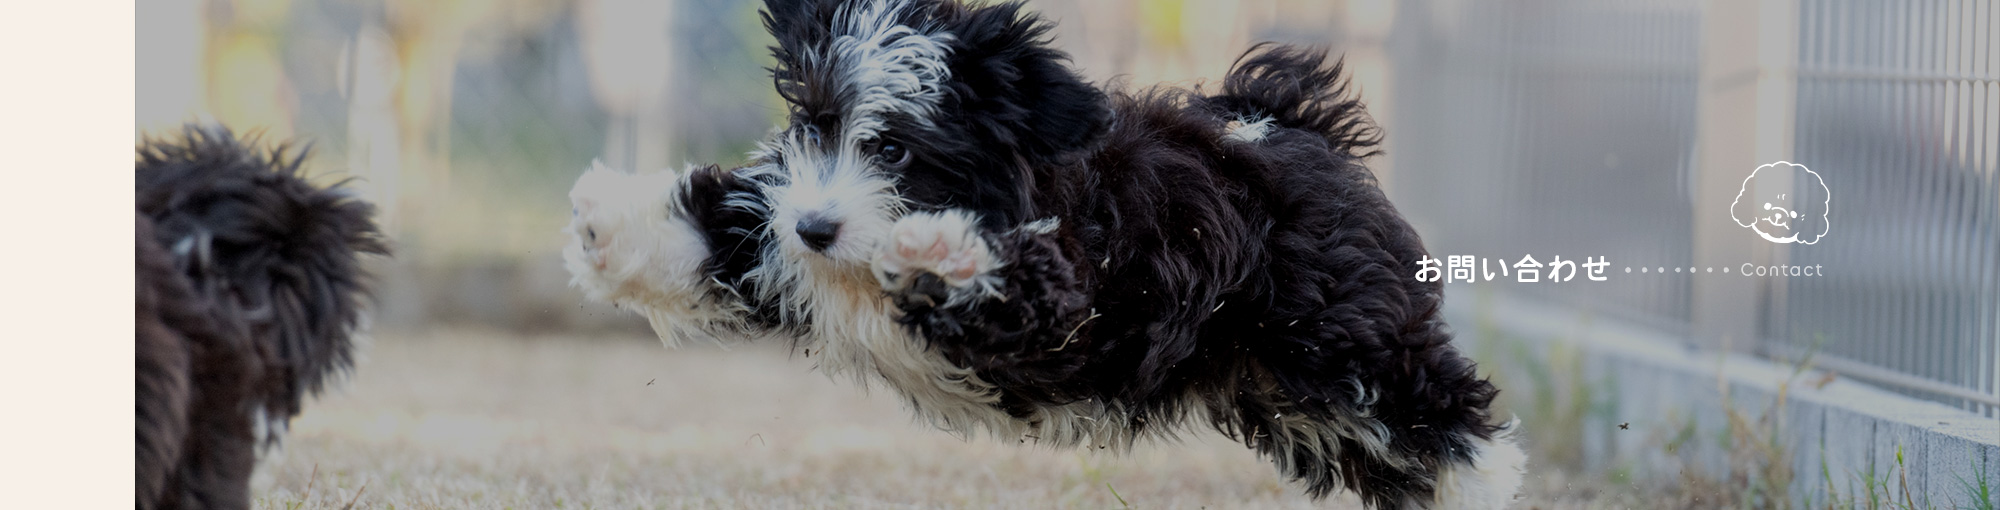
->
(254, 328), (1672, 509)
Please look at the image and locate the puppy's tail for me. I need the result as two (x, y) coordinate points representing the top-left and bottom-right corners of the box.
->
(1207, 43), (1383, 158)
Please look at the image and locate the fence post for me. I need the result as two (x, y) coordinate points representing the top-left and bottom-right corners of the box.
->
(579, 0), (680, 173)
(1692, 0), (1799, 351)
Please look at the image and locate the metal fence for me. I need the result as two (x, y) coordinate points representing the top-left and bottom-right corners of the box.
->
(1386, 0), (1999, 416)
(1779, 0), (1999, 415)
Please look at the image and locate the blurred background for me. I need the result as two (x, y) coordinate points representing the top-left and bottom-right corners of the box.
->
(136, 0), (1996, 507)
(134, 0), (1382, 336)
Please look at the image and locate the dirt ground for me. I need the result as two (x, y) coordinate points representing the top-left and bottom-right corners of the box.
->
(252, 328), (1661, 509)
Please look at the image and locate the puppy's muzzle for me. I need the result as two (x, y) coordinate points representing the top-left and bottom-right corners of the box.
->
(795, 214), (842, 252)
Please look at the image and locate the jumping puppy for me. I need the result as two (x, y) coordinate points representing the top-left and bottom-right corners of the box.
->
(749, 0), (1525, 507)
(560, 1), (1526, 506)
(136, 126), (386, 510)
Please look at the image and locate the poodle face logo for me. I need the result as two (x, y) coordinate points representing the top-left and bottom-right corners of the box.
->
(1730, 161), (1830, 244)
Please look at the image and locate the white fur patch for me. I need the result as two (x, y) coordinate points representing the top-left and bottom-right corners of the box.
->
(757, 133), (906, 268)
(827, 0), (954, 144)
(564, 160), (747, 347)
(1016, 216), (1061, 235)
(749, 141), (1013, 435)
(1432, 419), (1528, 510)
(247, 407), (288, 493)
(1224, 116), (1275, 143)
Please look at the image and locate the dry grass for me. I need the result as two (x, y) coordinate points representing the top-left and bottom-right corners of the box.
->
(252, 328), (1666, 509)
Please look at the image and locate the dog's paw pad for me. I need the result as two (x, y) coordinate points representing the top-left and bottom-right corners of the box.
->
(891, 232), (984, 282)
(875, 211), (999, 303)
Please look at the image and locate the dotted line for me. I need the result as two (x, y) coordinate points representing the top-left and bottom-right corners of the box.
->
(1623, 267), (1731, 273)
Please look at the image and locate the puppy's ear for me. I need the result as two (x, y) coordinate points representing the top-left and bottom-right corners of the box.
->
(763, 0), (847, 107)
(762, 0), (840, 62)
(941, 2), (1109, 163)
(761, 0), (831, 38)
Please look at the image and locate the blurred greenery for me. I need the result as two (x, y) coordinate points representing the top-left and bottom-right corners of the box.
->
(137, 0), (1352, 328)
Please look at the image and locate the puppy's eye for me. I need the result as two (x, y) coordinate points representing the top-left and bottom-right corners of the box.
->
(878, 141), (910, 167)
(587, 227), (597, 243)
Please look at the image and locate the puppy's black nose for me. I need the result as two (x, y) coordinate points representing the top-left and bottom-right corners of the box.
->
(795, 216), (841, 252)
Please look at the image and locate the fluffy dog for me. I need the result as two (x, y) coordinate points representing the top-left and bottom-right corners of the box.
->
(563, 1), (1525, 507)
(136, 126), (386, 510)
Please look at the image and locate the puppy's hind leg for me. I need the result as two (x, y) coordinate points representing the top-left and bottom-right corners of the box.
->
(1216, 377), (1429, 508)
(1220, 355), (1523, 509)
(1429, 418), (1526, 510)
(1235, 402), (1523, 509)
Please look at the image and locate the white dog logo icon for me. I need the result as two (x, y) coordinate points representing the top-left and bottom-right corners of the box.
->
(1730, 161), (1830, 244)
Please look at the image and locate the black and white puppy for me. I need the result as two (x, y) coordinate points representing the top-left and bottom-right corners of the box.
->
(563, 1), (1526, 507)
(136, 125), (387, 510)
(750, 0), (1525, 508)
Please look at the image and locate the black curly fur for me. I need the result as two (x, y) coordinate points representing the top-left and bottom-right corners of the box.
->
(676, 164), (794, 333)
(899, 47), (1500, 507)
(887, 224), (1093, 417)
(1204, 43), (1385, 158)
(135, 125), (386, 510)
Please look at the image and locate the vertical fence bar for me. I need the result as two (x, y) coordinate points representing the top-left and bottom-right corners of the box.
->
(1785, 0), (2000, 414)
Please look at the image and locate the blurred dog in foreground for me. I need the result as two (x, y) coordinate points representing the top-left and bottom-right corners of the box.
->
(135, 126), (386, 510)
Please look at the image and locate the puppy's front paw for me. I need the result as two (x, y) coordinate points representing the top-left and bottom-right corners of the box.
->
(564, 161), (726, 347)
(874, 210), (1002, 308)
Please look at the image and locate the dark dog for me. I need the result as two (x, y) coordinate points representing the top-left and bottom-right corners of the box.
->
(135, 126), (386, 510)
(563, 1), (1525, 507)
